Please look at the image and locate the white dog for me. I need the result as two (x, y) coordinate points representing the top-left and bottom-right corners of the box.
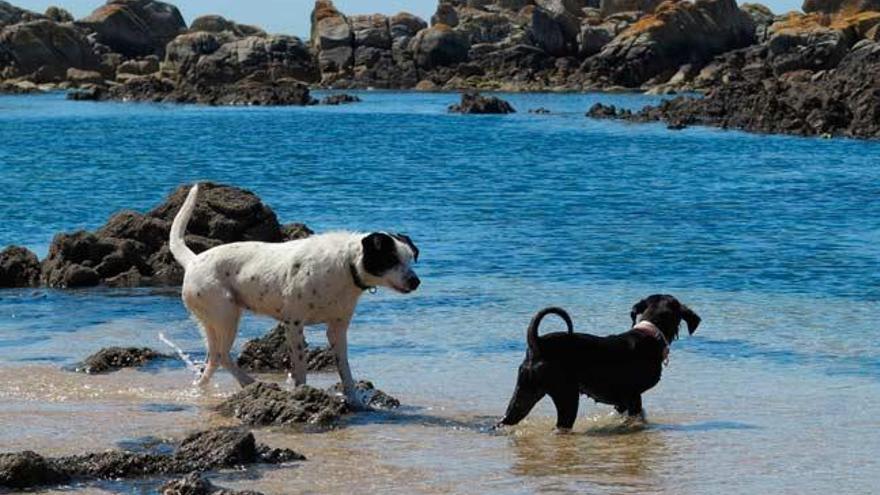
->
(169, 184), (420, 405)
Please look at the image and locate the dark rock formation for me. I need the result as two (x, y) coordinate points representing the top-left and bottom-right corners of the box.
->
(0, 246), (41, 287)
(412, 24), (471, 69)
(78, 0), (186, 57)
(595, 40), (880, 138)
(74, 347), (165, 373)
(237, 323), (337, 373)
(803, 0), (880, 14)
(161, 472), (264, 495)
(216, 382), (349, 427)
(320, 93), (361, 104)
(189, 14), (266, 38)
(41, 182), (306, 288)
(105, 76), (316, 105)
(0, 1), (41, 28)
(449, 91), (516, 113)
(0, 19), (100, 81)
(44, 6), (73, 23)
(0, 428), (302, 490)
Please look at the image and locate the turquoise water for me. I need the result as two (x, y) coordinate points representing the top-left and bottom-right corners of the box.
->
(1, 91), (879, 494)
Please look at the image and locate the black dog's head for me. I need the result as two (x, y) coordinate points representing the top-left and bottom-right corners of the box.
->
(360, 232), (420, 293)
(498, 307), (573, 428)
(630, 294), (701, 342)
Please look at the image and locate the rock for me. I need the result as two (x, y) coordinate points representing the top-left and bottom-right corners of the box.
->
(328, 381), (400, 409)
(529, 107), (551, 113)
(161, 472), (264, 495)
(411, 24), (471, 69)
(432, 3), (460, 27)
(0, 451), (69, 489)
(350, 14), (391, 49)
(117, 55), (159, 75)
(41, 183), (302, 287)
(448, 91), (516, 113)
(78, 0), (186, 57)
(588, 0), (756, 88)
(390, 12), (427, 39)
(311, 0), (353, 77)
(280, 223), (313, 241)
(44, 6), (73, 23)
(741, 3), (776, 42)
(191, 35), (318, 85)
(0, 1), (42, 29)
(0, 246), (41, 287)
(237, 323), (336, 373)
(530, 6), (570, 56)
(74, 347), (165, 373)
(2, 428), (298, 490)
(105, 76), (316, 105)
(215, 382), (349, 426)
(608, 40), (880, 139)
(415, 78), (440, 90)
(803, 0), (880, 14)
(586, 102), (624, 118)
(161, 31), (231, 74)
(0, 20), (100, 82)
(766, 13), (856, 74)
(189, 15), (266, 38)
(321, 93), (361, 104)
(66, 67), (105, 84)
(599, 0), (663, 17)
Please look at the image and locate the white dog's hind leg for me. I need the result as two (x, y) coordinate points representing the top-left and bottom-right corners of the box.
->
(284, 321), (307, 386)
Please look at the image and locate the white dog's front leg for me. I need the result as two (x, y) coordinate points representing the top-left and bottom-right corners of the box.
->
(327, 319), (368, 409)
(283, 321), (307, 386)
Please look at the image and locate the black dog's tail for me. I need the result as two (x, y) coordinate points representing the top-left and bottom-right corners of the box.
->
(527, 307), (574, 358)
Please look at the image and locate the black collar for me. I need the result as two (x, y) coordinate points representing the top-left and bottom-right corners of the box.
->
(349, 263), (373, 292)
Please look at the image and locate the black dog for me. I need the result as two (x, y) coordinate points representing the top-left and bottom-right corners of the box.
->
(497, 295), (701, 430)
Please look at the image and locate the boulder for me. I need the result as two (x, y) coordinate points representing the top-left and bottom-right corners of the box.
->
(768, 16), (853, 73)
(0, 1), (41, 29)
(599, 0), (663, 17)
(44, 6), (73, 23)
(350, 14), (391, 49)
(530, 6), (570, 55)
(321, 93), (361, 104)
(66, 67), (104, 84)
(0, 451), (69, 489)
(432, 3), (460, 27)
(589, 0), (756, 88)
(0, 246), (41, 287)
(411, 24), (471, 69)
(160, 473), (265, 495)
(741, 3), (776, 42)
(117, 55), (159, 75)
(237, 323), (338, 373)
(216, 382), (349, 426)
(803, 0), (880, 14)
(389, 12), (428, 39)
(41, 183), (303, 288)
(192, 35), (318, 84)
(311, 0), (353, 75)
(189, 15), (266, 38)
(449, 91), (516, 113)
(73, 347), (166, 373)
(78, 0), (186, 57)
(105, 75), (316, 105)
(0, 20), (100, 81)
(162, 31), (230, 74)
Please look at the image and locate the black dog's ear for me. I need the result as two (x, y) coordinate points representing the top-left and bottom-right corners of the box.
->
(630, 299), (647, 325)
(361, 233), (399, 276)
(390, 232), (419, 262)
(681, 304), (701, 335)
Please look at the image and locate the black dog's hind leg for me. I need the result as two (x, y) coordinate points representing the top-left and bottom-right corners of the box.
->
(622, 395), (644, 420)
(550, 386), (579, 430)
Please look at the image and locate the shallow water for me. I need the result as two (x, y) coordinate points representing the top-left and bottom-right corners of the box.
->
(1, 91), (879, 494)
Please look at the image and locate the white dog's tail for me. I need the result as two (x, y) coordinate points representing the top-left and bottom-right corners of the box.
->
(169, 184), (199, 269)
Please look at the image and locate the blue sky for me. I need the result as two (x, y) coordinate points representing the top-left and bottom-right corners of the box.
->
(14, 0), (803, 37)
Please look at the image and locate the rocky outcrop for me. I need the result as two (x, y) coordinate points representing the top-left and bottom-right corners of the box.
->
(321, 93), (361, 104)
(74, 347), (166, 373)
(586, 0), (756, 88)
(599, 0), (663, 17)
(595, 40), (880, 139)
(803, 0), (880, 14)
(78, 0), (186, 57)
(189, 14), (266, 38)
(40, 182), (308, 288)
(449, 91), (516, 113)
(0, 246), (41, 287)
(216, 382), (349, 427)
(0, 20), (101, 81)
(0, 428), (302, 490)
(412, 24), (471, 68)
(311, 0), (353, 79)
(237, 323), (337, 373)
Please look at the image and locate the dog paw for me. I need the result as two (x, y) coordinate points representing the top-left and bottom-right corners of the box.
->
(345, 388), (375, 411)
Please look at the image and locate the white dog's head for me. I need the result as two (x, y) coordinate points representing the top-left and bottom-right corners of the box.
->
(360, 232), (420, 293)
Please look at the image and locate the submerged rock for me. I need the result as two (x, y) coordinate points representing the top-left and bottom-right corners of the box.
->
(0, 428), (302, 490)
(0, 245), (41, 288)
(320, 93), (361, 105)
(237, 323), (337, 373)
(161, 472), (264, 495)
(216, 382), (348, 427)
(448, 92), (516, 114)
(75, 347), (165, 373)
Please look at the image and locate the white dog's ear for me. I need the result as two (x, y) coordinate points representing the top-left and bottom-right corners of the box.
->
(391, 233), (419, 262)
(362, 232), (399, 276)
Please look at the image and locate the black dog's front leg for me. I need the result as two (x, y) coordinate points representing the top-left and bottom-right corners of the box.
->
(550, 386), (579, 430)
(617, 395), (644, 419)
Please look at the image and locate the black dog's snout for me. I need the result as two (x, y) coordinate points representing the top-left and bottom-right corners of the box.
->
(407, 274), (421, 291)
